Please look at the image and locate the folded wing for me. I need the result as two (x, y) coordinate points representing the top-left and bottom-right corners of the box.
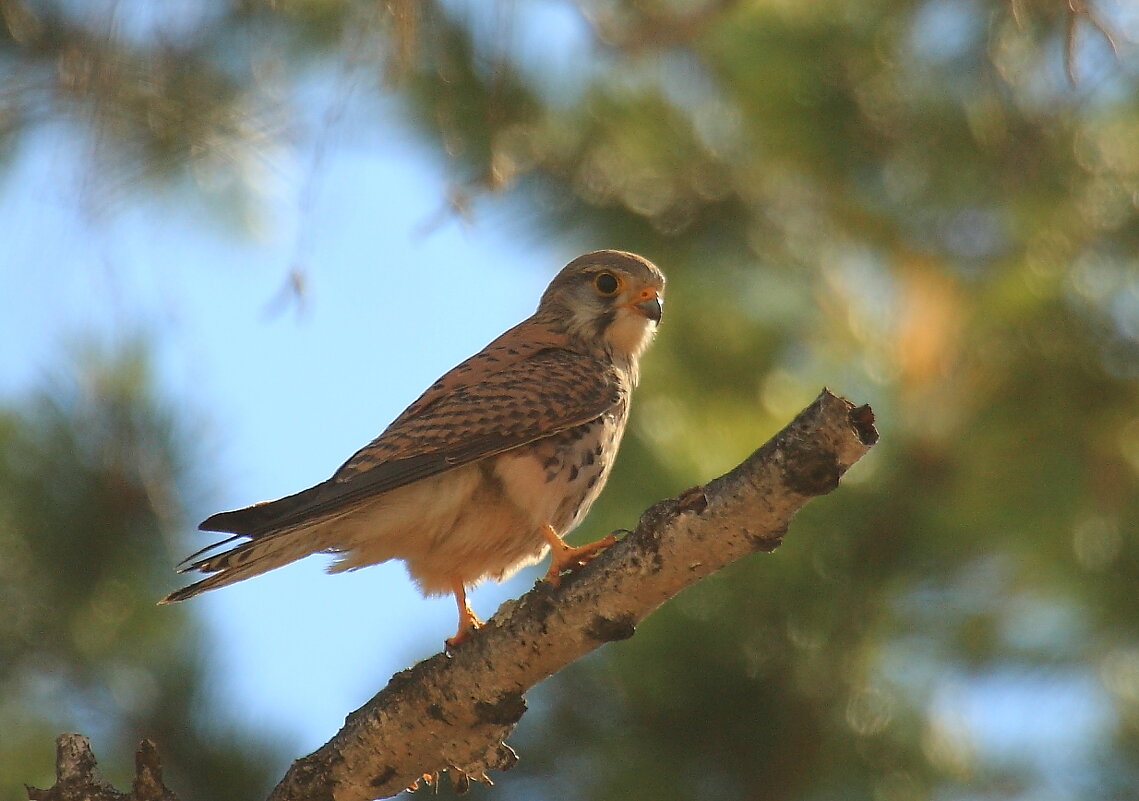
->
(170, 348), (622, 586)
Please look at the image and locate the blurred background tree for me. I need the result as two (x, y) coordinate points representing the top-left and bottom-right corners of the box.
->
(3, 0), (1139, 799)
(0, 348), (284, 797)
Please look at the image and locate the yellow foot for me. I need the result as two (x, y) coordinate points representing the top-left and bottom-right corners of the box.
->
(445, 578), (484, 650)
(444, 617), (483, 650)
(541, 524), (618, 588)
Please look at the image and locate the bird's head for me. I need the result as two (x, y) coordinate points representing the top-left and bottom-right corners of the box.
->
(539, 250), (665, 365)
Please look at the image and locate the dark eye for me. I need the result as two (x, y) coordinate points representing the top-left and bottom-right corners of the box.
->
(594, 272), (620, 295)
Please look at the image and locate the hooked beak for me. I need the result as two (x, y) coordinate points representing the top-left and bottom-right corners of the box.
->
(629, 293), (663, 323)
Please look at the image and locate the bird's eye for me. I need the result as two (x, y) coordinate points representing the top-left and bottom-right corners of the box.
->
(594, 272), (620, 296)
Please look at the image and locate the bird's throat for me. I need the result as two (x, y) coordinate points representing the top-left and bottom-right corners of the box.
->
(605, 311), (656, 368)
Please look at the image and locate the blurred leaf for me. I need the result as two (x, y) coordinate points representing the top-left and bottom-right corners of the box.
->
(0, 343), (285, 801)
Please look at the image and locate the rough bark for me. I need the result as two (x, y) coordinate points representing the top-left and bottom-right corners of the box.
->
(32, 388), (877, 801)
(26, 734), (178, 801)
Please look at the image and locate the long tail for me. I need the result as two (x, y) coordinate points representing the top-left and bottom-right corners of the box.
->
(159, 523), (329, 604)
(160, 482), (351, 604)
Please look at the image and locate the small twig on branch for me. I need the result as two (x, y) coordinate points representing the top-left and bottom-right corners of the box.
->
(34, 389), (877, 801)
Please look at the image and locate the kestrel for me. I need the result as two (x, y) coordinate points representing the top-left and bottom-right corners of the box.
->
(161, 250), (665, 647)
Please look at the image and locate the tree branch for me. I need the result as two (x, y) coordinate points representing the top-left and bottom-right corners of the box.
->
(32, 389), (877, 801)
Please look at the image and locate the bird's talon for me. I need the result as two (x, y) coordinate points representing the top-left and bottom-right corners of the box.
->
(444, 619), (482, 651)
(445, 577), (483, 650)
(542, 531), (618, 587)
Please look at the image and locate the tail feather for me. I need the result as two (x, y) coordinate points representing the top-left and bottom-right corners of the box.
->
(160, 565), (259, 604)
(160, 524), (327, 604)
(163, 480), (372, 604)
(174, 533), (245, 572)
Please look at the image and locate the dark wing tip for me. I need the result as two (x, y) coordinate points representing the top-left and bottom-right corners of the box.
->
(199, 507), (261, 533)
(196, 479), (343, 537)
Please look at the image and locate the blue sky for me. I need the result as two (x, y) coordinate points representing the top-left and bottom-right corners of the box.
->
(0, 94), (592, 751)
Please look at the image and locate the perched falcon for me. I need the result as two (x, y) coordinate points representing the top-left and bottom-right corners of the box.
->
(161, 250), (665, 647)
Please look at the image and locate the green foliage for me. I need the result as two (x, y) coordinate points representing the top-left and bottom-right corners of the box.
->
(0, 347), (284, 801)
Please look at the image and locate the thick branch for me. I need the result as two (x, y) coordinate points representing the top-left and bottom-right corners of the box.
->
(269, 388), (877, 800)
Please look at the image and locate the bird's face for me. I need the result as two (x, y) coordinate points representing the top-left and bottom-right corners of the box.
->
(541, 250), (665, 362)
